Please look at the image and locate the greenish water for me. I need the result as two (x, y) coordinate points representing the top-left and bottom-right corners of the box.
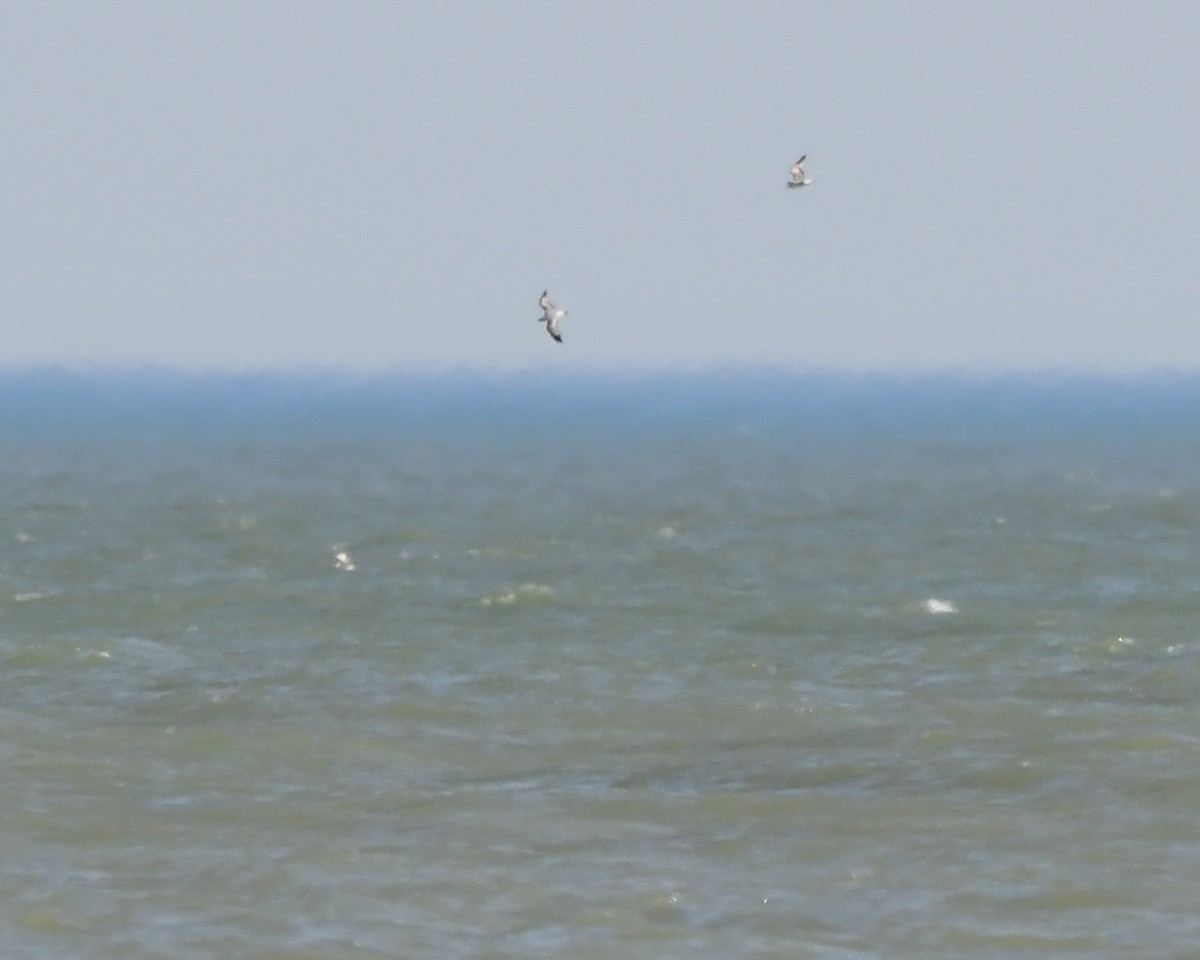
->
(2, 373), (1199, 959)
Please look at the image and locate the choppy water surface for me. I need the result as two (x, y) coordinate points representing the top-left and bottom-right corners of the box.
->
(2, 373), (1200, 959)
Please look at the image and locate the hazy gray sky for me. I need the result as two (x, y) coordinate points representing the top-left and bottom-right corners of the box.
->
(3, 2), (1198, 373)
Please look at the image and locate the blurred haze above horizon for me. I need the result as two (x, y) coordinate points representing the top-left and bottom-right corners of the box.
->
(3, 2), (1198, 374)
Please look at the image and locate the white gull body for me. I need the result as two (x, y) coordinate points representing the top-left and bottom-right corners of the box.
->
(537, 290), (567, 343)
(787, 154), (813, 189)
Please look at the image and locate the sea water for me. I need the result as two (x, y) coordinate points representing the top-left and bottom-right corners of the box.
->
(2, 371), (1199, 959)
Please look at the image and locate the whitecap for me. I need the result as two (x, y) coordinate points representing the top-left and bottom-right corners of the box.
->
(1108, 635), (1137, 653)
(924, 598), (957, 615)
(480, 583), (553, 607)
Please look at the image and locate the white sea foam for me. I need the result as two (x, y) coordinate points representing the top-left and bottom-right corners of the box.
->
(925, 597), (957, 614)
(480, 583), (553, 606)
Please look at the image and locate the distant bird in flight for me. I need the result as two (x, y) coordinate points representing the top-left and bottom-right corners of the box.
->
(787, 155), (813, 189)
(537, 290), (567, 343)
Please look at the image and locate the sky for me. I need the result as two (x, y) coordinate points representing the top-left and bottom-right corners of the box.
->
(2, 1), (1199, 374)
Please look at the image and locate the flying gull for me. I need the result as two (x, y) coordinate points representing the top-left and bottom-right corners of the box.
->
(787, 155), (813, 189)
(537, 290), (567, 343)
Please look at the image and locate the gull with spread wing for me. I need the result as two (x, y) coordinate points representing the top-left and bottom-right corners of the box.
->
(537, 290), (567, 344)
(787, 155), (813, 189)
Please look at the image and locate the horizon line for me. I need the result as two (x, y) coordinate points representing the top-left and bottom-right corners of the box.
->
(3, 362), (1200, 382)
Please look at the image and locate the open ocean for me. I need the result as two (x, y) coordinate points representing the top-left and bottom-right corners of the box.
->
(2, 370), (1200, 960)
